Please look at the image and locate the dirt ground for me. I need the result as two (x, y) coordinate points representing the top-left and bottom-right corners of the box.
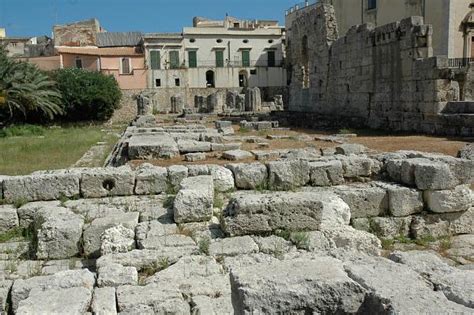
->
(129, 122), (472, 168)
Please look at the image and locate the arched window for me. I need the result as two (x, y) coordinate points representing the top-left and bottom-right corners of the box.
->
(206, 70), (215, 88)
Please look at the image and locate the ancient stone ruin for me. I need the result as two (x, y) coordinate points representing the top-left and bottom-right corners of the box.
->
(0, 121), (472, 313)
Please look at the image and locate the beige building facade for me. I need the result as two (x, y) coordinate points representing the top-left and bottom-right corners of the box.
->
(287, 0), (474, 58)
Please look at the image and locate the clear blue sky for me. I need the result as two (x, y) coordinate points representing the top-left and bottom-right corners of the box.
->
(0, 0), (297, 37)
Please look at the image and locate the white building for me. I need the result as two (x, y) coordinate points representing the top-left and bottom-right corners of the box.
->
(143, 16), (287, 111)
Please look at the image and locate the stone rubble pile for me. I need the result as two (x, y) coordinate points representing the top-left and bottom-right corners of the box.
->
(0, 147), (472, 314)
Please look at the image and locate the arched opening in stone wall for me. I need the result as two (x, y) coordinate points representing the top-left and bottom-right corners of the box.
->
(239, 70), (248, 88)
(206, 70), (215, 88)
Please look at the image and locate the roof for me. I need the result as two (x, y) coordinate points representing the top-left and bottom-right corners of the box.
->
(56, 46), (143, 56)
(144, 33), (183, 39)
(97, 32), (142, 47)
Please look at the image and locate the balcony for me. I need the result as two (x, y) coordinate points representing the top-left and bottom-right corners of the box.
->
(158, 59), (285, 69)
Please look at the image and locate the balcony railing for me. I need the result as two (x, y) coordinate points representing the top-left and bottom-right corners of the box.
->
(158, 59), (285, 70)
(448, 58), (474, 68)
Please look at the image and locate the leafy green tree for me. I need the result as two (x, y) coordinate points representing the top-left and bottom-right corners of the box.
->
(53, 68), (122, 121)
(0, 49), (63, 123)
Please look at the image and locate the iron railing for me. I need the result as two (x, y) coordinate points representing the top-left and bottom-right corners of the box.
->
(286, 0), (320, 16)
(159, 59), (285, 70)
(448, 58), (474, 68)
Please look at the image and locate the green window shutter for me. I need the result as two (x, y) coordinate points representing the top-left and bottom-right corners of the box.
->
(188, 51), (197, 68)
(242, 50), (250, 67)
(150, 51), (160, 70)
(170, 51), (180, 69)
(267, 51), (276, 67)
(215, 50), (224, 67)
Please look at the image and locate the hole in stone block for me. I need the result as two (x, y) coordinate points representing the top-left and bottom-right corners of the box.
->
(102, 178), (116, 191)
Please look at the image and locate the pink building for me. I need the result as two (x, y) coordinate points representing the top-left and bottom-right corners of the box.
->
(57, 46), (146, 90)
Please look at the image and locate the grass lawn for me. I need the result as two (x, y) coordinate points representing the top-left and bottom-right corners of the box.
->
(0, 124), (120, 175)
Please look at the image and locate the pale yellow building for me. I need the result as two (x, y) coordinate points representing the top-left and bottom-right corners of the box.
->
(289, 0), (474, 58)
(0, 28), (5, 39)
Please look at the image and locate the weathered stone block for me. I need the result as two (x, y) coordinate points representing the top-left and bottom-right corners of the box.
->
(83, 212), (139, 258)
(230, 256), (366, 314)
(128, 134), (179, 159)
(97, 263), (138, 287)
(222, 150), (254, 161)
(184, 152), (207, 162)
(208, 236), (259, 257)
(174, 176), (214, 224)
(335, 143), (368, 155)
(0, 205), (19, 234)
(167, 165), (188, 191)
(375, 182), (424, 216)
(81, 166), (135, 198)
(414, 160), (457, 190)
(3, 172), (80, 203)
(209, 165), (235, 192)
(267, 160), (310, 190)
(134, 164), (168, 195)
(424, 185), (472, 213)
(226, 163), (268, 190)
(310, 160), (344, 186)
(35, 208), (84, 260)
(101, 225), (135, 256)
(92, 287), (117, 315)
(224, 191), (350, 236)
(334, 185), (388, 218)
(177, 139), (212, 153)
(337, 156), (377, 178)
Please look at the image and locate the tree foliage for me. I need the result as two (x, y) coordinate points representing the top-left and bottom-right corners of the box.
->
(53, 68), (122, 121)
(0, 49), (63, 124)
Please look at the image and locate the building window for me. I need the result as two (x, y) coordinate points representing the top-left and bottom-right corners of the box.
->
(243, 39), (249, 44)
(234, 23), (240, 28)
(242, 50), (250, 67)
(268, 39), (274, 44)
(155, 79), (161, 87)
(367, 0), (376, 10)
(190, 38), (196, 43)
(169, 51), (180, 69)
(75, 57), (83, 69)
(250, 69), (257, 75)
(188, 50), (197, 68)
(216, 39), (223, 43)
(150, 51), (161, 70)
(175, 78), (180, 87)
(120, 57), (132, 75)
(267, 51), (276, 67)
(215, 50), (224, 68)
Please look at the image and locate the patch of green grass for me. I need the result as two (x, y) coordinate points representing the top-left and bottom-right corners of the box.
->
(165, 181), (178, 195)
(0, 227), (33, 243)
(176, 225), (194, 238)
(0, 124), (46, 138)
(381, 238), (395, 250)
(290, 232), (310, 250)
(238, 127), (251, 133)
(13, 198), (28, 209)
(198, 237), (211, 255)
(415, 235), (437, 247)
(255, 181), (269, 192)
(0, 123), (119, 175)
(213, 193), (224, 209)
(439, 236), (453, 251)
(338, 128), (356, 135)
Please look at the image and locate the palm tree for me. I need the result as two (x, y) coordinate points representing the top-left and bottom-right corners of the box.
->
(0, 49), (63, 122)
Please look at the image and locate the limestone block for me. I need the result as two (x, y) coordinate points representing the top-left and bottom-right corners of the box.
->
(411, 215), (450, 239)
(167, 165), (188, 191)
(414, 160), (457, 190)
(184, 152), (207, 162)
(337, 156), (377, 178)
(81, 166), (135, 198)
(3, 172), (80, 203)
(309, 160), (344, 186)
(35, 208), (84, 260)
(17, 287), (92, 315)
(449, 207), (474, 235)
(222, 150), (254, 161)
(187, 165), (209, 177)
(226, 163), (268, 190)
(92, 287), (117, 315)
(97, 263), (138, 288)
(177, 139), (212, 153)
(17, 201), (60, 229)
(334, 185), (388, 218)
(368, 216), (412, 238)
(211, 142), (241, 152)
(116, 284), (190, 314)
(209, 165), (235, 192)
(0, 281), (12, 314)
(224, 191), (350, 236)
(134, 164), (168, 195)
(208, 236), (259, 257)
(230, 256), (366, 314)
(128, 134), (179, 159)
(335, 143), (368, 155)
(267, 160), (310, 190)
(201, 133), (224, 143)
(252, 235), (293, 255)
(375, 182), (423, 216)
(11, 269), (95, 311)
(344, 255), (472, 314)
(174, 176), (214, 224)
(322, 226), (382, 256)
(458, 143), (474, 160)
(101, 225), (135, 256)
(424, 185), (473, 213)
(83, 212), (139, 258)
(0, 205), (19, 233)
